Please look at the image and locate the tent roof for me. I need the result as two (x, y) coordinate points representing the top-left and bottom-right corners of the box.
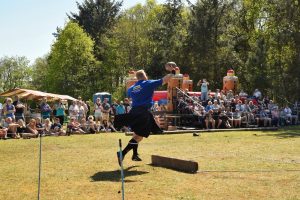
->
(0, 88), (77, 101)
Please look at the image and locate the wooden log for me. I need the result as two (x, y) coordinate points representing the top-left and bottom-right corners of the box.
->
(151, 155), (198, 173)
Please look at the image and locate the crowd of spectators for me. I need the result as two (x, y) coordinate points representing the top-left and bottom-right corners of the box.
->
(0, 86), (299, 140)
(173, 87), (299, 129)
(0, 96), (130, 140)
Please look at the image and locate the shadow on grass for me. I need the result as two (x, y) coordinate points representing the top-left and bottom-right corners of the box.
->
(256, 130), (300, 139)
(90, 166), (149, 182)
(199, 169), (300, 173)
(148, 164), (197, 174)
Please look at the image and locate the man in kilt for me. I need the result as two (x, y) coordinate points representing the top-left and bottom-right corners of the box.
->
(115, 69), (172, 163)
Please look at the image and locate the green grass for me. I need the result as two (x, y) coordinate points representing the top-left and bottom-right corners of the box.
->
(0, 127), (299, 200)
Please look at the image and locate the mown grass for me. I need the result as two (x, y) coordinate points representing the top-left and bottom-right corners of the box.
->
(0, 127), (299, 200)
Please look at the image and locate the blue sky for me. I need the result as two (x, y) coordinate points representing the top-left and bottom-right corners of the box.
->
(0, 0), (172, 63)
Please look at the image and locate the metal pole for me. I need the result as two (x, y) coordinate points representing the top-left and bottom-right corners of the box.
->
(37, 133), (42, 200)
(119, 139), (125, 200)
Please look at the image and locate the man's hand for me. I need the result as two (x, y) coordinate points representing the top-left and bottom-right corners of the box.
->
(162, 74), (173, 85)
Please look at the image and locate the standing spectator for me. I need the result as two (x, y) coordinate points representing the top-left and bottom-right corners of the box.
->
(283, 105), (292, 124)
(94, 98), (103, 126)
(40, 97), (52, 120)
(3, 98), (16, 121)
(69, 101), (79, 120)
(13, 96), (26, 121)
(85, 101), (91, 120)
(0, 101), (3, 121)
(123, 98), (131, 113)
(197, 79), (209, 102)
(253, 89), (262, 100)
(116, 101), (126, 115)
(78, 101), (86, 121)
(226, 90), (234, 101)
(55, 99), (66, 125)
(102, 98), (111, 122)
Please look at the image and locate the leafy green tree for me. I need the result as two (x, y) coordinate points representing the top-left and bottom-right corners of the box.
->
(0, 56), (32, 92)
(31, 55), (50, 91)
(68, 0), (122, 60)
(47, 21), (99, 99)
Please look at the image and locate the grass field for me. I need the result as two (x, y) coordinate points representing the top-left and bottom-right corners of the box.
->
(0, 127), (299, 200)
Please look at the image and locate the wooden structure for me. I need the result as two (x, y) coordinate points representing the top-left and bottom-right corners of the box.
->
(151, 155), (199, 173)
(0, 88), (77, 101)
(167, 74), (183, 112)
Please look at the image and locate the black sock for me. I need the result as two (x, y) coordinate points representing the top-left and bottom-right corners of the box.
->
(122, 138), (138, 156)
(133, 143), (139, 156)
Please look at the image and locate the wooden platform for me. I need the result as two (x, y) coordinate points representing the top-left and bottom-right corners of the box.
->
(125, 127), (278, 136)
(151, 155), (199, 173)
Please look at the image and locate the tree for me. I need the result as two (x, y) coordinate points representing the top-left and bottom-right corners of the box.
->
(68, 0), (122, 60)
(0, 56), (32, 92)
(47, 21), (99, 99)
(31, 55), (50, 91)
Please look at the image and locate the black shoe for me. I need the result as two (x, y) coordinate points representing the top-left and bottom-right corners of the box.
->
(132, 154), (142, 161)
(117, 151), (124, 166)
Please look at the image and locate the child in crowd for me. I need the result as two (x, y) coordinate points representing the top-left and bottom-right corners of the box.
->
(43, 118), (52, 136)
(51, 117), (66, 136)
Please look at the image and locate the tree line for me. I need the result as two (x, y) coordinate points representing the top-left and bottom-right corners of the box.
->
(1, 0), (299, 104)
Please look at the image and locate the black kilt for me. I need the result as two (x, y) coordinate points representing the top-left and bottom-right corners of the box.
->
(114, 106), (162, 138)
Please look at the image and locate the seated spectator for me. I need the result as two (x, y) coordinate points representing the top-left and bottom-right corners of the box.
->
(213, 107), (222, 129)
(268, 100), (276, 111)
(51, 118), (66, 136)
(232, 108), (242, 128)
(3, 117), (20, 138)
(204, 110), (215, 129)
(271, 106), (280, 127)
(241, 100), (255, 125)
(152, 101), (160, 112)
(257, 107), (271, 127)
(25, 119), (39, 138)
(67, 117), (85, 134)
(226, 90), (234, 101)
(36, 117), (45, 135)
(16, 119), (27, 136)
(239, 89), (248, 97)
(219, 107), (231, 128)
(43, 118), (52, 136)
(100, 119), (117, 132)
(225, 106), (234, 127)
(205, 101), (213, 112)
(86, 116), (97, 134)
(0, 125), (8, 139)
(80, 118), (88, 133)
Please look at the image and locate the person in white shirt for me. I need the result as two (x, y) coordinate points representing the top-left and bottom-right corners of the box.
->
(69, 101), (79, 120)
